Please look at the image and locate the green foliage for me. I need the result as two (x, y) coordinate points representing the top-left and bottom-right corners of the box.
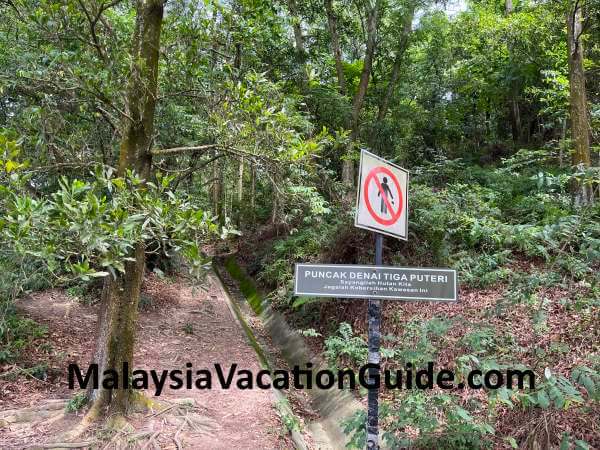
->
(138, 293), (154, 311)
(501, 271), (563, 306)
(560, 434), (592, 450)
(324, 322), (367, 368)
(343, 392), (494, 449)
(0, 135), (28, 174)
(0, 139), (232, 367)
(486, 364), (600, 418)
(65, 392), (88, 413)
(461, 327), (498, 355)
(571, 366), (600, 401)
(408, 153), (600, 286)
(500, 367), (586, 411)
(65, 280), (100, 305)
(342, 409), (367, 449)
(454, 251), (512, 287)
(283, 184), (331, 229)
(0, 244), (52, 363)
(306, 86), (351, 130)
(259, 220), (340, 308)
(1, 165), (230, 283)
(386, 317), (451, 366)
(299, 328), (322, 338)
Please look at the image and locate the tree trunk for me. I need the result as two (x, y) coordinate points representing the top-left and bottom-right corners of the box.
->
(250, 163), (256, 223)
(567, 1), (593, 205)
(505, 0), (521, 144)
(271, 178), (279, 225)
(236, 157), (244, 226)
(288, 0), (308, 90)
(89, 244), (145, 414)
(343, 0), (382, 186)
(88, 0), (164, 417)
(350, 0), (382, 137)
(509, 92), (521, 143)
(234, 42), (242, 79)
(560, 117), (567, 168)
(377, 5), (413, 121)
(212, 154), (223, 221)
(324, 0), (346, 95)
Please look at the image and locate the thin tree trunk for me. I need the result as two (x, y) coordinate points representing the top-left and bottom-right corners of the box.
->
(218, 158), (225, 225)
(238, 158), (244, 204)
(250, 163), (256, 223)
(227, 189), (232, 222)
(237, 158), (244, 226)
(343, 0), (382, 186)
(234, 42), (242, 78)
(288, 0), (308, 90)
(509, 92), (521, 143)
(505, 0), (522, 144)
(212, 152), (221, 218)
(271, 178), (278, 225)
(324, 0), (346, 95)
(560, 117), (567, 168)
(350, 0), (382, 137)
(567, 1), (593, 205)
(377, 6), (413, 121)
(88, 0), (164, 417)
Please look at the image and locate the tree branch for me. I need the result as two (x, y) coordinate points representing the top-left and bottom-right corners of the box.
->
(76, 0), (107, 63)
(150, 144), (220, 156)
(171, 154), (225, 190)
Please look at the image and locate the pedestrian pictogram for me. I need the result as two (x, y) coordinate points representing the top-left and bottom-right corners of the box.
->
(356, 150), (409, 240)
(377, 176), (394, 214)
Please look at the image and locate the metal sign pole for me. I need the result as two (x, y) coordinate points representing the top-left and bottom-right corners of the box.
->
(367, 232), (383, 449)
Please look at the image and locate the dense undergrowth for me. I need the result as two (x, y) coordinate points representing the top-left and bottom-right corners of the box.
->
(256, 149), (600, 306)
(248, 149), (600, 449)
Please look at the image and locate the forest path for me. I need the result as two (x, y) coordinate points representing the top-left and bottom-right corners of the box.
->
(0, 273), (291, 449)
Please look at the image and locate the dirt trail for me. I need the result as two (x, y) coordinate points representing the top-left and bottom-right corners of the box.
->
(1, 273), (291, 449)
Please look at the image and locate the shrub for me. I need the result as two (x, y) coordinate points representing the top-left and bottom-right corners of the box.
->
(324, 322), (367, 368)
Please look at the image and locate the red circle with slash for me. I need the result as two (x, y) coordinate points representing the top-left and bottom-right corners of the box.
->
(363, 167), (403, 226)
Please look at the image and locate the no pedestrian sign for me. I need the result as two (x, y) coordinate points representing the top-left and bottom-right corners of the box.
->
(355, 149), (409, 240)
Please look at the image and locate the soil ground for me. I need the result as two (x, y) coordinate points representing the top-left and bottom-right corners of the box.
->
(0, 272), (293, 449)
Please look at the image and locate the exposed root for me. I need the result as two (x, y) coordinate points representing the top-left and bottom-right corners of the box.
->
(86, 406), (219, 449)
(81, 397), (104, 426)
(129, 390), (161, 412)
(140, 430), (161, 450)
(106, 414), (134, 432)
(34, 442), (96, 449)
(39, 410), (66, 428)
(522, 412), (557, 450)
(0, 399), (67, 425)
(60, 389), (154, 442)
(57, 397), (104, 443)
(144, 403), (177, 419)
(100, 419), (131, 450)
